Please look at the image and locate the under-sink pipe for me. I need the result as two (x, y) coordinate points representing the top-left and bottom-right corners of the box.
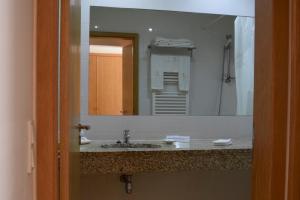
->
(120, 175), (133, 194)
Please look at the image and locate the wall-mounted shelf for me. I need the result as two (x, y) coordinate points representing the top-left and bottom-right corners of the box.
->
(148, 45), (196, 57)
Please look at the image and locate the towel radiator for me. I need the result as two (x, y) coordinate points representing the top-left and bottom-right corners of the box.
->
(152, 72), (189, 115)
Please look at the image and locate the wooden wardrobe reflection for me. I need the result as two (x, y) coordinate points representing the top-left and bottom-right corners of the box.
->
(88, 45), (134, 115)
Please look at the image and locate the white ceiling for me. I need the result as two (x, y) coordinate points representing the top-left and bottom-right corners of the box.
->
(90, 0), (254, 17)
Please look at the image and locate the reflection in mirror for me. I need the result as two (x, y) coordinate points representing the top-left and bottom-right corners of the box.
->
(85, 7), (255, 116)
(88, 34), (138, 116)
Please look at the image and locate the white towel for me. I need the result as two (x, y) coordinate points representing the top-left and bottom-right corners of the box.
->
(151, 54), (190, 91)
(81, 137), (91, 145)
(153, 37), (195, 48)
(151, 70), (164, 90)
(213, 139), (233, 146)
(166, 135), (190, 143)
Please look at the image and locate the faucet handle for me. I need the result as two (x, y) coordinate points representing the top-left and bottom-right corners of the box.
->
(123, 129), (130, 138)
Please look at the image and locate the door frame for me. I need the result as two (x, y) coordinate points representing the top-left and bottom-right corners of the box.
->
(90, 31), (139, 115)
(36, 1), (59, 200)
(252, 0), (300, 199)
(36, 1), (300, 200)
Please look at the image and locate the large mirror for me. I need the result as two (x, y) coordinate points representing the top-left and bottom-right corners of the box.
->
(84, 7), (255, 116)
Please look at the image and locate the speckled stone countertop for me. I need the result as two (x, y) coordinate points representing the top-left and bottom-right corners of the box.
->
(80, 139), (252, 175)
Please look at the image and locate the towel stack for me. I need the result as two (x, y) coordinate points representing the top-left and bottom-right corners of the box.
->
(152, 37), (195, 48)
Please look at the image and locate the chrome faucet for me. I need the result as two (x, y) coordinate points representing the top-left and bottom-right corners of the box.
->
(123, 129), (130, 144)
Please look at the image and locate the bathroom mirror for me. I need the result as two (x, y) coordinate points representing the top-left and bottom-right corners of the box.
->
(82, 7), (255, 116)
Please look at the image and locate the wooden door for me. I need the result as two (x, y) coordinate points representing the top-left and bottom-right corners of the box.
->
(252, 0), (300, 199)
(60, 0), (81, 200)
(98, 54), (123, 115)
(122, 44), (134, 115)
(88, 54), (98, 115)
(89, 54), (123, 115)
(286, 1), (300, 198)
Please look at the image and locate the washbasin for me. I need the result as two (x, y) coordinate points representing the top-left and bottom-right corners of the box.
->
(101, 143), (162, 149)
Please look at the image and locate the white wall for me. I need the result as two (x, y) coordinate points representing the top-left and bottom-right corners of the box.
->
(90, 0), (255, 17)
(0, 0), (34, 200)
(81, 0), (90, 111)
(88, 7), (237, 116)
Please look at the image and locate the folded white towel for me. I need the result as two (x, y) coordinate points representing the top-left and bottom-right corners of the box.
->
(152, 37), (195, 48)
(81, 137), (91, 145)
(213, 139), (233, 146)
(150, 54), (190, 91)
(166, 135), (190, 143)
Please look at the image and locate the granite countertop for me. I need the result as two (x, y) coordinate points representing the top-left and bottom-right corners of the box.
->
(80, 139), (252, 175)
